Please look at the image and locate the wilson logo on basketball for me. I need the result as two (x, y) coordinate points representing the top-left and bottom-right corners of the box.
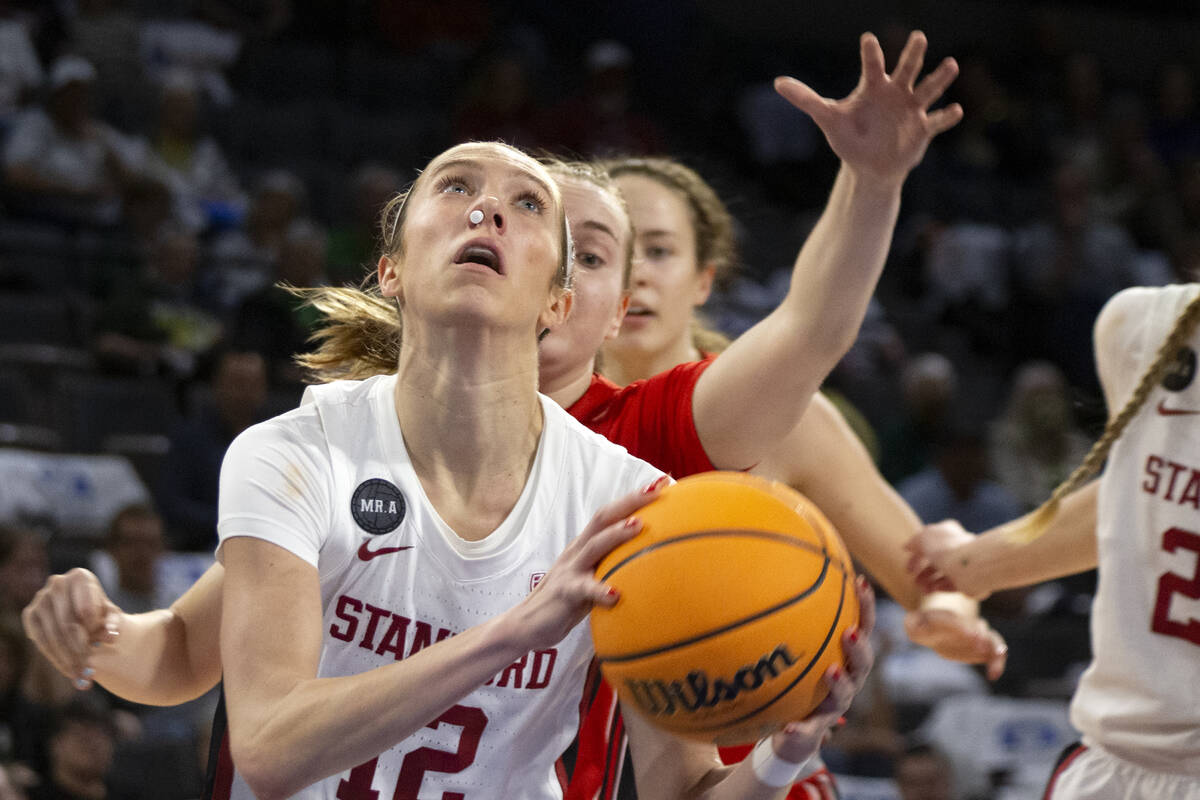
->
(623, 643), (797, 717)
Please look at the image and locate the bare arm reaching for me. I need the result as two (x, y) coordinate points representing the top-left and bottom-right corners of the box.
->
(695, 31), (962, 469)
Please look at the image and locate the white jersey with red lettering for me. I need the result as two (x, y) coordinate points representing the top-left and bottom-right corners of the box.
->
(1071, 283), (1200, 778)
(214, 374), (664, 800)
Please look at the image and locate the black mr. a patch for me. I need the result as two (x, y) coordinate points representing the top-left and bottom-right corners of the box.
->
(351, 479), (406, 534)
(1162, 346), (1197, 392)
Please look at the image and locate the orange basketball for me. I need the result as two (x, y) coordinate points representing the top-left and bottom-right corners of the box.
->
(590, 471), (858, 746)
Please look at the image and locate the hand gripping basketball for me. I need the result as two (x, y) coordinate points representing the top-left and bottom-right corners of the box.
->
(591, 472), (862, 745)
(510, 477), (669, 652)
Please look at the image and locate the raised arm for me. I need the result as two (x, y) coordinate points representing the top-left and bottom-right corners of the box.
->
(693, 31), (962, 469)
(22, 564), (224, 706)
(758, 394), (1007, 678)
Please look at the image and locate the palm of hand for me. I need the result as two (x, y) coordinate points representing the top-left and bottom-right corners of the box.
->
(775, 30), (962, 184)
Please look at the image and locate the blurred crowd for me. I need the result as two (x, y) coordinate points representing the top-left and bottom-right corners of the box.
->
(1, 1), (1198, 798)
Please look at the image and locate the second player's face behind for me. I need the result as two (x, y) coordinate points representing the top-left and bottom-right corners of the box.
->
(538, 176), (631, 383)
(379, 142), (568, 338)
(609, 173), (714, 361)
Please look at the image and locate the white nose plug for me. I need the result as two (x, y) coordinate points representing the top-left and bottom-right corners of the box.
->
(469, 209), (484, 225)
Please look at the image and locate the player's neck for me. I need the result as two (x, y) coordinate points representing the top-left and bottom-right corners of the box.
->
(603, 338), (699, 387)
(540, 356), (597, 411)
(393, 329), (544, 540)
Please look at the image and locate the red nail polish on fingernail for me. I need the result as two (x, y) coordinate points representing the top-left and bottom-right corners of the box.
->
(606, 587), (619, 598)
(642, 476), (667, 494)
(837, 716), (847, 727)
(831, 666), (843, 681)
(624, 516), (639, 529)
(848, 628), (859, 645)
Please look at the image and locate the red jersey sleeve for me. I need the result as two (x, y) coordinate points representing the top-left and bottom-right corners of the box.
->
(568, 358), (716, 478)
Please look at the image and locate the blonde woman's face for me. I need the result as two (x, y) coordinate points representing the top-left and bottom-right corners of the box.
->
(379, 142), (566, 334)
(610, 173), (713, 360)
(538, 177), (630, 380)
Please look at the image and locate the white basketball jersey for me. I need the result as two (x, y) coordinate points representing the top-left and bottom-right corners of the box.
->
(1072, 284), (1200, 776)
(217, 375), (663, 799)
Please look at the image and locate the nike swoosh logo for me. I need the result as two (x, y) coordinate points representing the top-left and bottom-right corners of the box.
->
(1156, 399), (1200, 416)
(357, 541), (414, 561)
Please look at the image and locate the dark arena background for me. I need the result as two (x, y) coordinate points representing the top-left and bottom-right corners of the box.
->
(1, 1), (1197, 798)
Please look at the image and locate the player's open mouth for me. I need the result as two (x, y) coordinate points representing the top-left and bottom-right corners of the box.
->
(626, 306), (653, 316)
(454, 240), (505, 274)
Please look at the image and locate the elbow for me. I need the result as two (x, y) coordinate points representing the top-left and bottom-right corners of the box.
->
(231, 738), (304, 800)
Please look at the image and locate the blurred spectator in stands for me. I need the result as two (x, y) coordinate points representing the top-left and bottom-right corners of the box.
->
(894, 743), (959, 800)
(1011, 160), (1142, 393)
(27, 694), (128, 800)
(94, 223), (222, 379)
(0, 618), (46, 787)
(988, 361), (1091, 514)
(936, 48), (1041, 223)
(99, 505), (167, 615)
(452, 47), (544, 149)
(0, 525), (70, 714)
(143, 70), (245, 234)
(0, 6), (42, 131)
(1148, 61), (1200, 169)
(157, 350), (266, 551)
(210, 168), (305, 306)
(826, 298), (908, 439)
(0, 524), (46, 623)
(371, 0), (489, 55)
(898, 410), (1022, 534)
(139, 15), (242, 108)
(877, 352), (956, 485)
(230, 218), (326, 389)
(64, 0), (146, 132)
(0, 760), (29, 800)
(327, 162), (399, 286)
(545, 40), (665, 157)
(1091, 92), (1176, 255)
(197, 0), (292, 40)
(1039, 50), (1108, 175)
(2, 56), (142, 227)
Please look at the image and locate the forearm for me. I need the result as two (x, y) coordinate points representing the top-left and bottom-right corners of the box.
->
(694, 167), (902, 467)
(782, 163), (904, 358)
(90, 609), (209, 704)
(91, 564), (224, 705)
(228, 610), (530, 799)
(759, 396), (923, 609)
(952, 481), (1100, 597)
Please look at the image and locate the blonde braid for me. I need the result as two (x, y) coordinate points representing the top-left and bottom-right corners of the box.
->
(1007, 287), (1200, 542)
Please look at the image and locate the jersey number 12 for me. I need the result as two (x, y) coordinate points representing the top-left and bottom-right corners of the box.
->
(337, 704), (489, 800)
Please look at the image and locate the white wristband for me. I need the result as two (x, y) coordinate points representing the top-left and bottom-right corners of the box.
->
(750, 736), (816, 788)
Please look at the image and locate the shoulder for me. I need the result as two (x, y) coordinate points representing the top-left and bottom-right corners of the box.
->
(1095, 284), (1200, 400)
(226, 402), (329, 470)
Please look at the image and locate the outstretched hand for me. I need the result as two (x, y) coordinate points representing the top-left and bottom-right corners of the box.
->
(774, 30), (962, 184)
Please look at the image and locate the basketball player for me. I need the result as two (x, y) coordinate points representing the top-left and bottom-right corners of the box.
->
(904, 283), (1200, 799)
(579, 33), (1004, 797)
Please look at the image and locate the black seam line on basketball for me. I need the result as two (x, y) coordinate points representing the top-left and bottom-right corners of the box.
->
(597, 554), (833, 664)
(688, 571), (849, 733)
(597, 529), (829, 584)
